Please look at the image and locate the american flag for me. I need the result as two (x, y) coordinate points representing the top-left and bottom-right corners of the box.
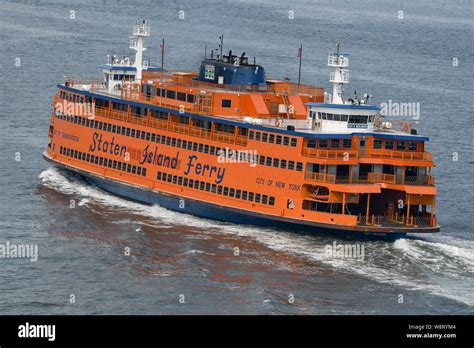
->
(297, 46), (302, 58)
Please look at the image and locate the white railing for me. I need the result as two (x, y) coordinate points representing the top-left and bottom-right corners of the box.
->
(133, 22), (150, 36)
(329, 71), (350, 83)
(328, 53), (349, 67)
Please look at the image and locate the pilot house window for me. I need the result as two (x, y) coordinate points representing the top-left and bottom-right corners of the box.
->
(205, 64), (215, 80)
(221, 99), (232, 108)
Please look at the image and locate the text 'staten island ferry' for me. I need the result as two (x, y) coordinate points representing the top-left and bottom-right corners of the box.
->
(44, 21), (440, 238)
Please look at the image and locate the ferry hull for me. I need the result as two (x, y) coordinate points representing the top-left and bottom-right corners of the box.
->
(44, 152), (439, 240)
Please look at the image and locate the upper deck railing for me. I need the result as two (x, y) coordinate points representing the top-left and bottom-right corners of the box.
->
(305, 171), (435, 186)
(364, 149), (433, 162)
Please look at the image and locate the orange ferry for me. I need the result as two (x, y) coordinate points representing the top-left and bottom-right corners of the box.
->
(44, 21), (439, 238)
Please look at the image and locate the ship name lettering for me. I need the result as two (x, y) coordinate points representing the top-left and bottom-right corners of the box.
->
(88, 132), (127, 156)
(139, 144), (179, 169)
(184, 155), (226, 184)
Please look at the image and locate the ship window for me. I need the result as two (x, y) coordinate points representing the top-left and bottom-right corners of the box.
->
(397, 141), (405, 150)
(269, 197), (275, 206)
(210, 146), (215, 155)
(331, 139), (340, 148)
(273, 159), (279, 168)
(373, 140), (383, 149)
(217, 185), (222, 194)
(229, 188), (235, 197)
(236, 190), (241, 199)
(166, 137), (171, 146)
(205, 183), (211, 192)
(266, 157), (272, 166)
(178, 176), (183, 185)
(283, 137), (290, 146)
(127, 164), (131, 172)
(221, 99), (232, 108)
(343, 139), (352, 148)
(137, 167), (141, 175)
(132, 166), (137, 174)
(296, 162), (303, 171)
(248, 192), (254, 201)
(290, 138), (297, 147)
(249, 131), (255, 140)
(204, 145), (209, 154)
(319, 139), (328, 148)
(198, 144), (204, 152)
(193, 143), (198, 151)
(142, 168), (146, 176)
(334, 114), (341, 121)
(321, 113), (327, 120)
(186, 94), (195, 103)
(157, 172), (162, 180)
(256, 132), (261, 141)
(259, 156), (265, 165)
(177, 92), (186, 101)
(408, 141), (417, 151)
(205, 64), (215, 80)
(341, 114), (348, 122)
(136, 130), (141, 139)
(307, 139), (316, 148)
(146, 132), (150, 141)
(166, 90), (176, 99)
(385, 140), (393, 149)
(262, 133), (268, 142)
(276, 135), (282, 144)
(288, 161), (295, 170)
(255, 194), (261, 203)
(281, 159), (287, 169)
(262, 195), (268, 204)
(242, 191), (248, 200)
(269, 134), (275, 144)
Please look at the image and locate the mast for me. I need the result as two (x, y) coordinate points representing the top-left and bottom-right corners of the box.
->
(328, 42), (350, 104)
(130, 20), (150, 81)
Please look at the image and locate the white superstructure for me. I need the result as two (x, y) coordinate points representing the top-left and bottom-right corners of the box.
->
(306, 42), (380, 134)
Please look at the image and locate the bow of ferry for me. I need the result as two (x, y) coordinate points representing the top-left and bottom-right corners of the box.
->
(44, 21), (440, 239)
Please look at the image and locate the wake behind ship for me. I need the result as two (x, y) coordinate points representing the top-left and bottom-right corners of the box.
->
(44, 21), (440, 238)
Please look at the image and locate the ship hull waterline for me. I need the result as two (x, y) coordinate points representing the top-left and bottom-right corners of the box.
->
(43, 152), (440, 241)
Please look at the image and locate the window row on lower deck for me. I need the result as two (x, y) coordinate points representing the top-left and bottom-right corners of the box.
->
(59, 146), (147, 177)
(157, 171), (276, 207)
(55, 113), (304, 172)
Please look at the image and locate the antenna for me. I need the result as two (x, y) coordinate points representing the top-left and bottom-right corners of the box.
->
(218, 35), (224, 61)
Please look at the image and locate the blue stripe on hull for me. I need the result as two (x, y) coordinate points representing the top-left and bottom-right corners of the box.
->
(74, 170), (404, 241)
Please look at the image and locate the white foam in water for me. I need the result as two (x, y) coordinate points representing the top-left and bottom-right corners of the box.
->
(39, 167), (474, 307)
